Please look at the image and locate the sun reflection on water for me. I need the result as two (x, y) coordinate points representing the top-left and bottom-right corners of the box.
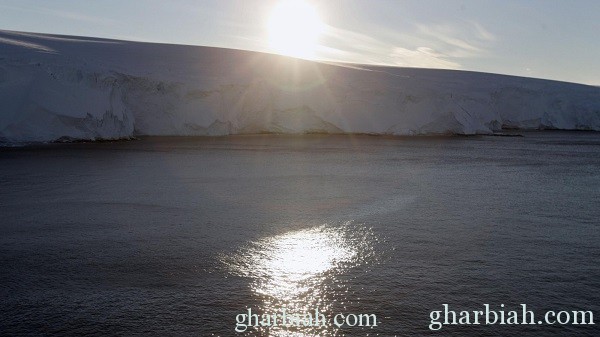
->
(223, 222), (377, 336)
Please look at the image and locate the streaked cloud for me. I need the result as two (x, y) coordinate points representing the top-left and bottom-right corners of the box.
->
(315, 20), (494, 69)
(0, 3), (113, 25)
(415, 21), (494, 58)
(390, 47), (460, 69)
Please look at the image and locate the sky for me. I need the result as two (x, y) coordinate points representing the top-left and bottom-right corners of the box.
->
(0, 0), (598, 85)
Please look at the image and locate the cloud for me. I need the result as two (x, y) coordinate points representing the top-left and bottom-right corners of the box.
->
(0, 3), (112, 25)
(415, 21), (495, 57)
(470, 21), (496, 42)
(315, 20), (495, 69)
(390, 47), (461, 69)
(43, 8), (111, 25)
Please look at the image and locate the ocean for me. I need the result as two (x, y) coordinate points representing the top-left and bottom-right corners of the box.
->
(1, 132), (599, 336)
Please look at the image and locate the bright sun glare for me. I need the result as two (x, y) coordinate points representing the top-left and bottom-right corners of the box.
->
(267, 0), (324, 59)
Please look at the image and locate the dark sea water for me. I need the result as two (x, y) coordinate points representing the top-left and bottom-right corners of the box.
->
(1, 132), (599, 336)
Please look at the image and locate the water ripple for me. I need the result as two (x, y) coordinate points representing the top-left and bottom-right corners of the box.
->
(221, 222), (378, 336)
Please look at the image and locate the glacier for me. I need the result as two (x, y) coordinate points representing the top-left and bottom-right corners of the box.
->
(1, 30), (599, 143)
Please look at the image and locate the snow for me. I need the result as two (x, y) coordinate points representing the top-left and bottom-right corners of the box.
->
(1, 30), (599, 143)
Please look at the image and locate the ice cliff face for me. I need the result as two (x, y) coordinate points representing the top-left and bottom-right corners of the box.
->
(1, 30), (599, 143)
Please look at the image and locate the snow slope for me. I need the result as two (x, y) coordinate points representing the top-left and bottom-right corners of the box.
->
(1, 30), (599, 143)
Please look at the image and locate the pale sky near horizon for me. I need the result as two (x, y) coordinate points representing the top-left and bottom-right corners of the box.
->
(0, 0), (598, 85)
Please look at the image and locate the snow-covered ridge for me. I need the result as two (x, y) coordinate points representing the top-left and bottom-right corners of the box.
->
(1, 30), (599, 143)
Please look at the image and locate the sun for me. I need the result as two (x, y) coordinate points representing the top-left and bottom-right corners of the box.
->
(266, 0), (325, 59)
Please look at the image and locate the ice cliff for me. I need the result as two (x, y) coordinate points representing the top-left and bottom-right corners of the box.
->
(1, 30), (599, 143)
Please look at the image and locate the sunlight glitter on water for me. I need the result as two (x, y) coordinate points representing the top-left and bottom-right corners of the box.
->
(223, 222), (377, 336)
(253, 227), (355, 299)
